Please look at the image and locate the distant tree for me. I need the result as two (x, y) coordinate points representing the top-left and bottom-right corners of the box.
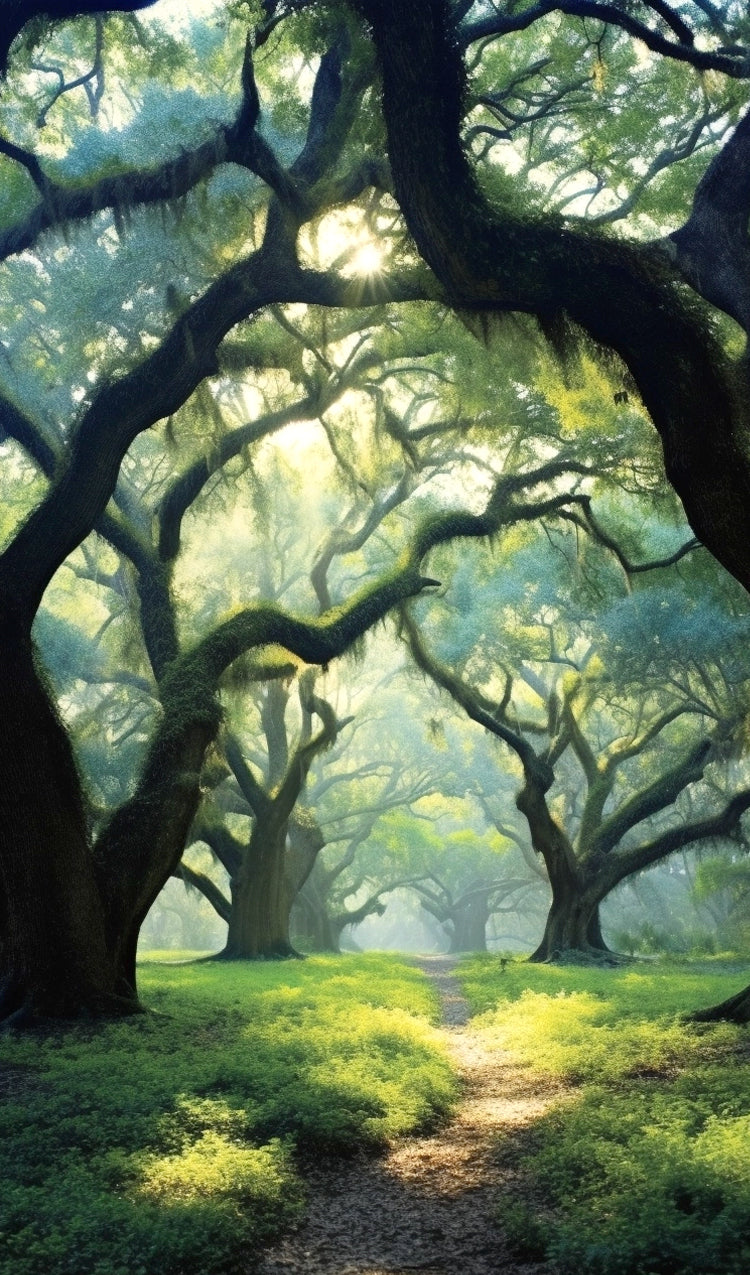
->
(3, 0), (750, 1024)
(293, 748), (439, 953)
(181, 675), (342, 959)
(403, 527), (750, 961)
(692, 846), (750, 952)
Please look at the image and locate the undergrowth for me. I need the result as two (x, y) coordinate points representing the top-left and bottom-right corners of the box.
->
(0, 954), (455, 1275)
(460, 954), (750, 1275)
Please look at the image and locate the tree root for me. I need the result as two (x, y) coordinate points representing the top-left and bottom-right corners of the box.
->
(0, 973), (143, 1031)
(686, 984), (750, 1024)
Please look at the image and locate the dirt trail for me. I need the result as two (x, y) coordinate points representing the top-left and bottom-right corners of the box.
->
(258, 955), (564, 1275)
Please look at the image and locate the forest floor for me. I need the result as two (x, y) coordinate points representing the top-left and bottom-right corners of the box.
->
(257, 955), (567, 1275)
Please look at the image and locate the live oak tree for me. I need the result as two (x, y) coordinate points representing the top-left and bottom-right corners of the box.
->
(367, 800), (536, 953)
(4, 0), (750, 1019)
(186, 676), (343, 959)
(0, 9), (472, 1022)
(353, 1), (750, 1012)
(173, 345), (469, 959)
(403, 516), (750, 961)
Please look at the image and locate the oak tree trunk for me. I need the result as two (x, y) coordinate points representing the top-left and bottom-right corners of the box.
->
(529, 894), (610, 963)
(0, 627), (137, 1024)
(220, 826), (300, 960)
(448, 893), (490, 953)
(517, 774), (611, 964)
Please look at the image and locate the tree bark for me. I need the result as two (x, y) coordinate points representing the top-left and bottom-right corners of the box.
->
(516, 770), (611, 963)
(448, 893), (490, 953)
(688, 983), (750, 1024)
(448, 902), (489, 953)
(0, 624), (137, 1023)
(529, 894), (610, 963)
(219, 824), (300, 960)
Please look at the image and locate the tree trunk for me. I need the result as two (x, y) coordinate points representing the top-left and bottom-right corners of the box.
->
(220, 825), (300, 960)
(529, 893), (611, 963)
(0, 627), (138, 1024)
(517, 771), (611, 963)
(96, 715), (219, 995)
(448, 893), (490, 953)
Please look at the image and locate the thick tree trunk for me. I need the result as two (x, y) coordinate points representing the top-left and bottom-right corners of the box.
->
(0, 626), (138, 1024)
(448, 893), (490, 953)
(96, 715), (219, 995)
(220, 827), (300, 960)
(517, 773), (612, 963)
(529, 894), (611, 963)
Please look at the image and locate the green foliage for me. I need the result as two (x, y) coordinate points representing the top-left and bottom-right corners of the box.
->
(0, 956), (456, 1275)
(611, 920), (718, 959)
(459, 955), (750, 1275)
(531, 1089), (750, 1275)
(366, 800), (509, 884)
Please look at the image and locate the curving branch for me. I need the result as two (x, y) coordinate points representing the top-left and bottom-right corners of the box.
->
(187, 816), (243, 878)
(353, 0), (750, 596)
(400, 607), (548, 782)
(310, 471), (413, 611)
(0, 0), (159, 77)
(591, 736), (715, 857)
(266, 673), (341, 831)
(0, 388), (59, 475)
(34, 13), (104, 126)
(224, 732), (271, 822)
(173, 862), (231, 924)
(459, 0), (750, 78)
(604, 788), (750, 885)
(157, 393), (323, 564)
(559, 498), (702, 574)
(0, 245), (426, 628)
(590, 107), (729, 227)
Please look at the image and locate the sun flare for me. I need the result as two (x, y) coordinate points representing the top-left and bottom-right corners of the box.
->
(347, 240), (385, 277)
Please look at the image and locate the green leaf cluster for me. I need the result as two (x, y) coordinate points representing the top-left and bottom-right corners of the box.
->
(0, 955), (455, 1275)
(459, 956), (750, 1275)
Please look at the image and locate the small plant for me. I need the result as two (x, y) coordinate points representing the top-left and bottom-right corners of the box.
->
(458, 954), (750, 1275)
(495, 1198), (548, 1261)
(0, 954), (456, 1275)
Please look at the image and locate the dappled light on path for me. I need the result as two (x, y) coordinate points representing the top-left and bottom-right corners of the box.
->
(258, 956), (564, 1275)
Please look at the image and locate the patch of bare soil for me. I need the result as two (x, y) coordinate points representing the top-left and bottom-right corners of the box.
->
(258, 956), (568, 1275)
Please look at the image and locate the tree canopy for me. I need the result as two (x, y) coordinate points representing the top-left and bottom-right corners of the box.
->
(2, 0), (750, 1021)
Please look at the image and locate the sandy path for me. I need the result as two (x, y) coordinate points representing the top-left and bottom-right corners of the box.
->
(258, 955), (564, 1275)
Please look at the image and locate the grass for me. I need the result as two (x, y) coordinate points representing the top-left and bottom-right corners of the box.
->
(459, 953), (750, 1275)
(0, 954), (456, 1275)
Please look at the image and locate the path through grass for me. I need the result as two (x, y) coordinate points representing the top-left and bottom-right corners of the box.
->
(0, 954), (455, 1275)
(459, 955), (750, 1275)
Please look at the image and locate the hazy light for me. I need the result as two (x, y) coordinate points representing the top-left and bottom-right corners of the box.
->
(346, 240), (384, 277)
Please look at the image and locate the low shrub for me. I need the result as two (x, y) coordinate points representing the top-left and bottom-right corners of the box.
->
(0, 954), (455, 1275)
(459, 954), (750, 1275)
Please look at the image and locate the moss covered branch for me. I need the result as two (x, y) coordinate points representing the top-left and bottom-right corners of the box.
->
(354, 0), (750, 593)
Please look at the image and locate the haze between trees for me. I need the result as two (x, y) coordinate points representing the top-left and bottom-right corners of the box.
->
(1, 0), (750, 1022)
